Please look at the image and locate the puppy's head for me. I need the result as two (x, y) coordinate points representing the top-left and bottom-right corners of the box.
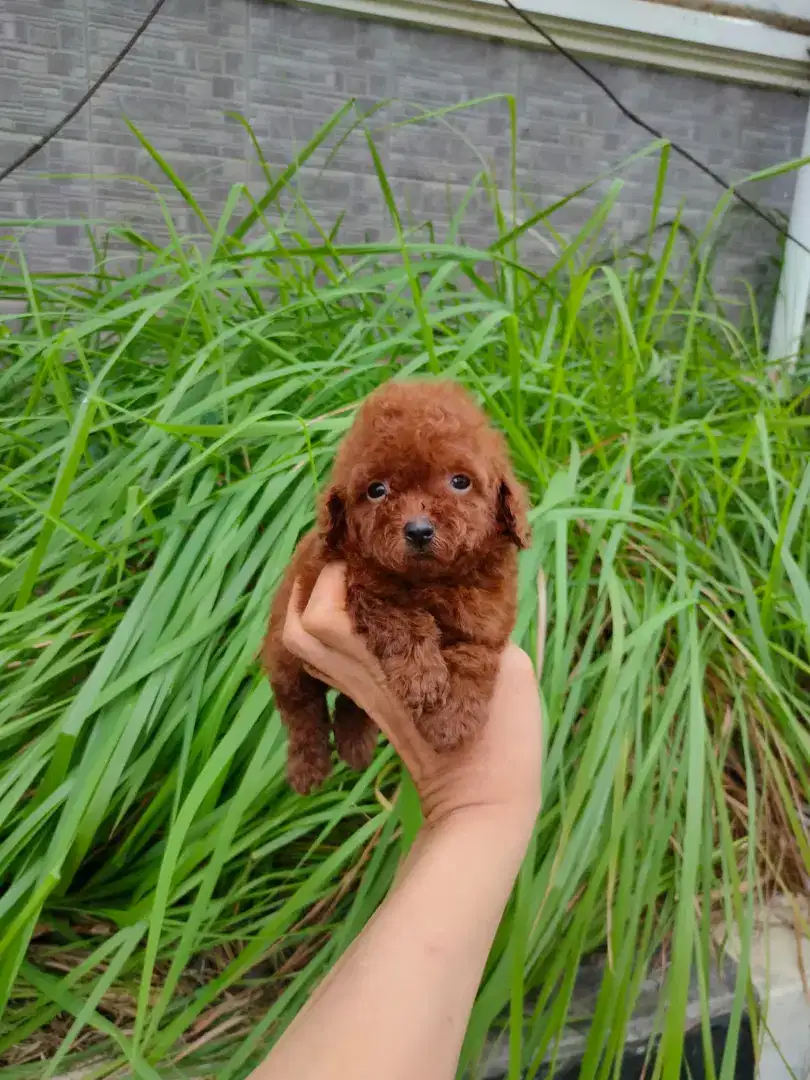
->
(318, 379), (530, 578)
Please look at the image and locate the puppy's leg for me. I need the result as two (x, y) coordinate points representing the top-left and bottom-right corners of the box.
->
(272, 663), (332, 795)
(352, 600), (449, 716)
(416, 643), (500, 752)
(333, 694), (377, 771)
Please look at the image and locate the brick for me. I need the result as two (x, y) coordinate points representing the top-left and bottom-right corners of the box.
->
(47, 51), (74, 76)
(225, 51), (243, 75)
(59, 24), (82, 48)
(212, 75), (234, 99)
(0, 75), (20, 101)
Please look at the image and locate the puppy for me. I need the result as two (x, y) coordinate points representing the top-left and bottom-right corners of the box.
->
(263, 379), (530, 794)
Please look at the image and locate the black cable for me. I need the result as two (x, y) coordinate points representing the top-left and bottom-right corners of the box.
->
(1, 0), (805, 259)
(0, 0), (170, 185)
(500, 0), (810, 257)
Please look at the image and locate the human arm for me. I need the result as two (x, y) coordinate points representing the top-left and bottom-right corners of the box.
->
(249, 563), (543, 1080)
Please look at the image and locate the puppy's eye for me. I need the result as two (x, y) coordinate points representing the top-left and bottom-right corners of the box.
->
(366, 481), (388, 501)
(449, 474), (471, 492)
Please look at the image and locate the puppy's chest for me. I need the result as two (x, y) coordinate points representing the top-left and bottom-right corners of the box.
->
(351, 577), (496, 642)
(419, 588), (488, 640)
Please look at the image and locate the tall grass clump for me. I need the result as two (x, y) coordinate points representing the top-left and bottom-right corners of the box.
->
(1, 100), (809, 1079)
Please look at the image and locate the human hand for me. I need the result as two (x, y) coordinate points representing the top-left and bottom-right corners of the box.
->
(282, 563), (543, 830)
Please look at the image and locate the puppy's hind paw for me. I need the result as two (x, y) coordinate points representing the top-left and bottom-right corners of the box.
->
(287, 746), (332, 795)
(334, 695), (378, 771)
(336, 724), (377, 770)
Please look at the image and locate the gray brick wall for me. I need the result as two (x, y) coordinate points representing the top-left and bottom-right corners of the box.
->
(0, 0), (807, 296)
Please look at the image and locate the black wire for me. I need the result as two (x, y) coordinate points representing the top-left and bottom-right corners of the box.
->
(1, 0), (805, 259)
(500, 0), (810, 257)
(0, 0), (170, 185)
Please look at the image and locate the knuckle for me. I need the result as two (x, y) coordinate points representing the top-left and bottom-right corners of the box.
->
(299, 607), (334, 643)
(282, 617), (307, 657)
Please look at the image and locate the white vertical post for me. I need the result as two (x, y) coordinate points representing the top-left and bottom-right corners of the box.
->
(768, 98), (810, 366)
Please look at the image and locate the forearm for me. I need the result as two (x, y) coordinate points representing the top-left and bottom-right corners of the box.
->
(252, 806), (533, 1080)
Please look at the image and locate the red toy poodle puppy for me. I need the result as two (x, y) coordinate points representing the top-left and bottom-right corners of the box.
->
(263, 378), (530, 794)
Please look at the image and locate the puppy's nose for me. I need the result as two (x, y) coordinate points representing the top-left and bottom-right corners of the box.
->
(404, 517), (435, 548)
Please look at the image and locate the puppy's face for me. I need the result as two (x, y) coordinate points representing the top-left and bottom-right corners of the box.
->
(344, 458), (505, 576)
(320, 381), (529, 578)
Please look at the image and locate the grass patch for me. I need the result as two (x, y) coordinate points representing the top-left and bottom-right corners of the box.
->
(1, 101), (809, 1079)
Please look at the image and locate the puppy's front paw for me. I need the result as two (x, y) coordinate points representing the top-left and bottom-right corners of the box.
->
(390, 662), (449, 717)
(416, 701), (486, 753)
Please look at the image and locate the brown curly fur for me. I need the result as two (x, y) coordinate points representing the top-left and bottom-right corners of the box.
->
(262, 378), (530, 794)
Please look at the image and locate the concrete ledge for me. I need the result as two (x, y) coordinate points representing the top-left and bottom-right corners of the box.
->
(291, 0), (810, 91)
(481, 894), (810, 1080)
(481, 950), (749, 1079)
(720, 894), (810, 1080)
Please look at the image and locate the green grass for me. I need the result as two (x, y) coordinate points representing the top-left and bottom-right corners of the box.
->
(1, 99), (810, 1079)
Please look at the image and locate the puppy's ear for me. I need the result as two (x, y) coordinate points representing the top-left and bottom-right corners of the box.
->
(496, 478), (531, 549)
(318, 486), (347, 553)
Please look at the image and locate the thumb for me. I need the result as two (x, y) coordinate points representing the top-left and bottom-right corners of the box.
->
(300, 563), (369, 665)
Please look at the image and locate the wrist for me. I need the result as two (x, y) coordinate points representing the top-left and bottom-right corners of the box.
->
(420, 800), (537, 864)
(419, 772), (541, 840)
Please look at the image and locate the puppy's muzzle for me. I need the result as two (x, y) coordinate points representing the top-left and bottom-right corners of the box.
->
(404, 516), (435, 551)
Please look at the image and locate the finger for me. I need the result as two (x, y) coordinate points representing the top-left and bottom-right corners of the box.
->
(500, 643), (536, 682)
(288, 619), (351, 693)
(284, 568), (436, 775)
(300, 563), (351, 639)
(283, 579), (348, 677)
(283, 592), (334, 673)
(282, 580), (310, 659)
(302, 660), (331, 684)
(301, 564), (372, 664)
